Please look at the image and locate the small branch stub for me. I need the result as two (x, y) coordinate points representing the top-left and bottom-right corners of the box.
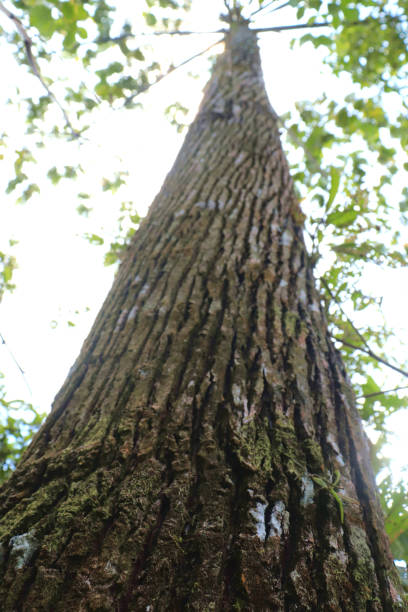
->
(220, 1), (247, 25)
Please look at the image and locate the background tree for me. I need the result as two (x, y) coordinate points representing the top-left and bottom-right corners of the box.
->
(0, 0), (408, 597)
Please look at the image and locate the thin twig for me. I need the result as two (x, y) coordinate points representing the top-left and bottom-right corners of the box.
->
(253, 21), (331, 32)
(269, 1), (291, 13)
(0, 1), (79, 138)
(250, 0), (278, 18)
(97, 30), (225, 42)
(321, 277), (371, 351)
(331, 335), (408, 380)
(123, 38), (223, 107)
(356, 385), (408, 400)
(99, 16), (371, 41)
(116, 21), (334, 37)
(253, 17), (375, 32)
(0, 333), (32, 396)
(252, 0), (292, 18)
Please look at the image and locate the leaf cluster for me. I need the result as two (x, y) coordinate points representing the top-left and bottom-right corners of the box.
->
(0, 374), (45, 483)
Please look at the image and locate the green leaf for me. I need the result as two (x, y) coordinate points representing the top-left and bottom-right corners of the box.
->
(95, 82), (111, 99)
(144, 12), (157, 26)
(29, 5), (56, 37)
(63, 29), (76, 50)
(335, 108), (350, 128)
(400, 188), (408, 213)
(6, 174), (27, 194)
(64, 166), (77, 179)
(60, 2), (89, 23)
(104, 251), (119, 266)
(47, 167), (61, 185)
(326, 166), (340, 211)
(61, 3), (75, 20)
(327, 209), (358, 228)
(96, 62), (124, 79)
(3, 264), (12, 283)
(18, 183), (40, 204)
(331, 489), (344, 523)
(332, 470), (340, 487)
(311, 476), (328, 489)
(343, 7), (359, 21)
(84, 233), (104, 246)
(0, 380), (46, 483)
(362, 375), (381, 397)
(297, 5), (305, 19)
(76, 204), (92, 217)
(304, 34), (332, 48)
(133, 49), (145, 61)
(130, 213), (141, 224)
(77, 27), (88, 39)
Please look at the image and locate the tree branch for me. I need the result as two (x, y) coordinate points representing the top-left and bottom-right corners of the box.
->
(97, 30), (225, 41)
(0, 1), (79, 138)
(123, 38), (223, 108)
(357, 385), (408, 400)
(0, 332), (32, 396)
(250, 0), (278, 18)
(112, 22), (331, 37)
(96, 13), (385, 46)
(252, 17), (375, 33)
(331, 335), (408, 380)
(270, 1), (291, 12)
(251, 0), (291, 18)
(321, 277), (371, 351)
(253, 21), (331, 32)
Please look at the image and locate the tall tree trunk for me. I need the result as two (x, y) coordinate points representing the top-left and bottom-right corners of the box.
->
(0, 19), (404, 612)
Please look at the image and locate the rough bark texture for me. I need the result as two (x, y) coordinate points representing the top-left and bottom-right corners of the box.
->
(0, 20), (405, 611)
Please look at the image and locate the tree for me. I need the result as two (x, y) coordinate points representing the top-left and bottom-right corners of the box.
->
(0, 6), (406, 609)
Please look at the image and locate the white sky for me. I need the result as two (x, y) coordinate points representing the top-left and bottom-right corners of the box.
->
(0, 0), (407, 482)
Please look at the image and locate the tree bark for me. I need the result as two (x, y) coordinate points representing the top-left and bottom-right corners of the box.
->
(0, 19), (405, 612)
